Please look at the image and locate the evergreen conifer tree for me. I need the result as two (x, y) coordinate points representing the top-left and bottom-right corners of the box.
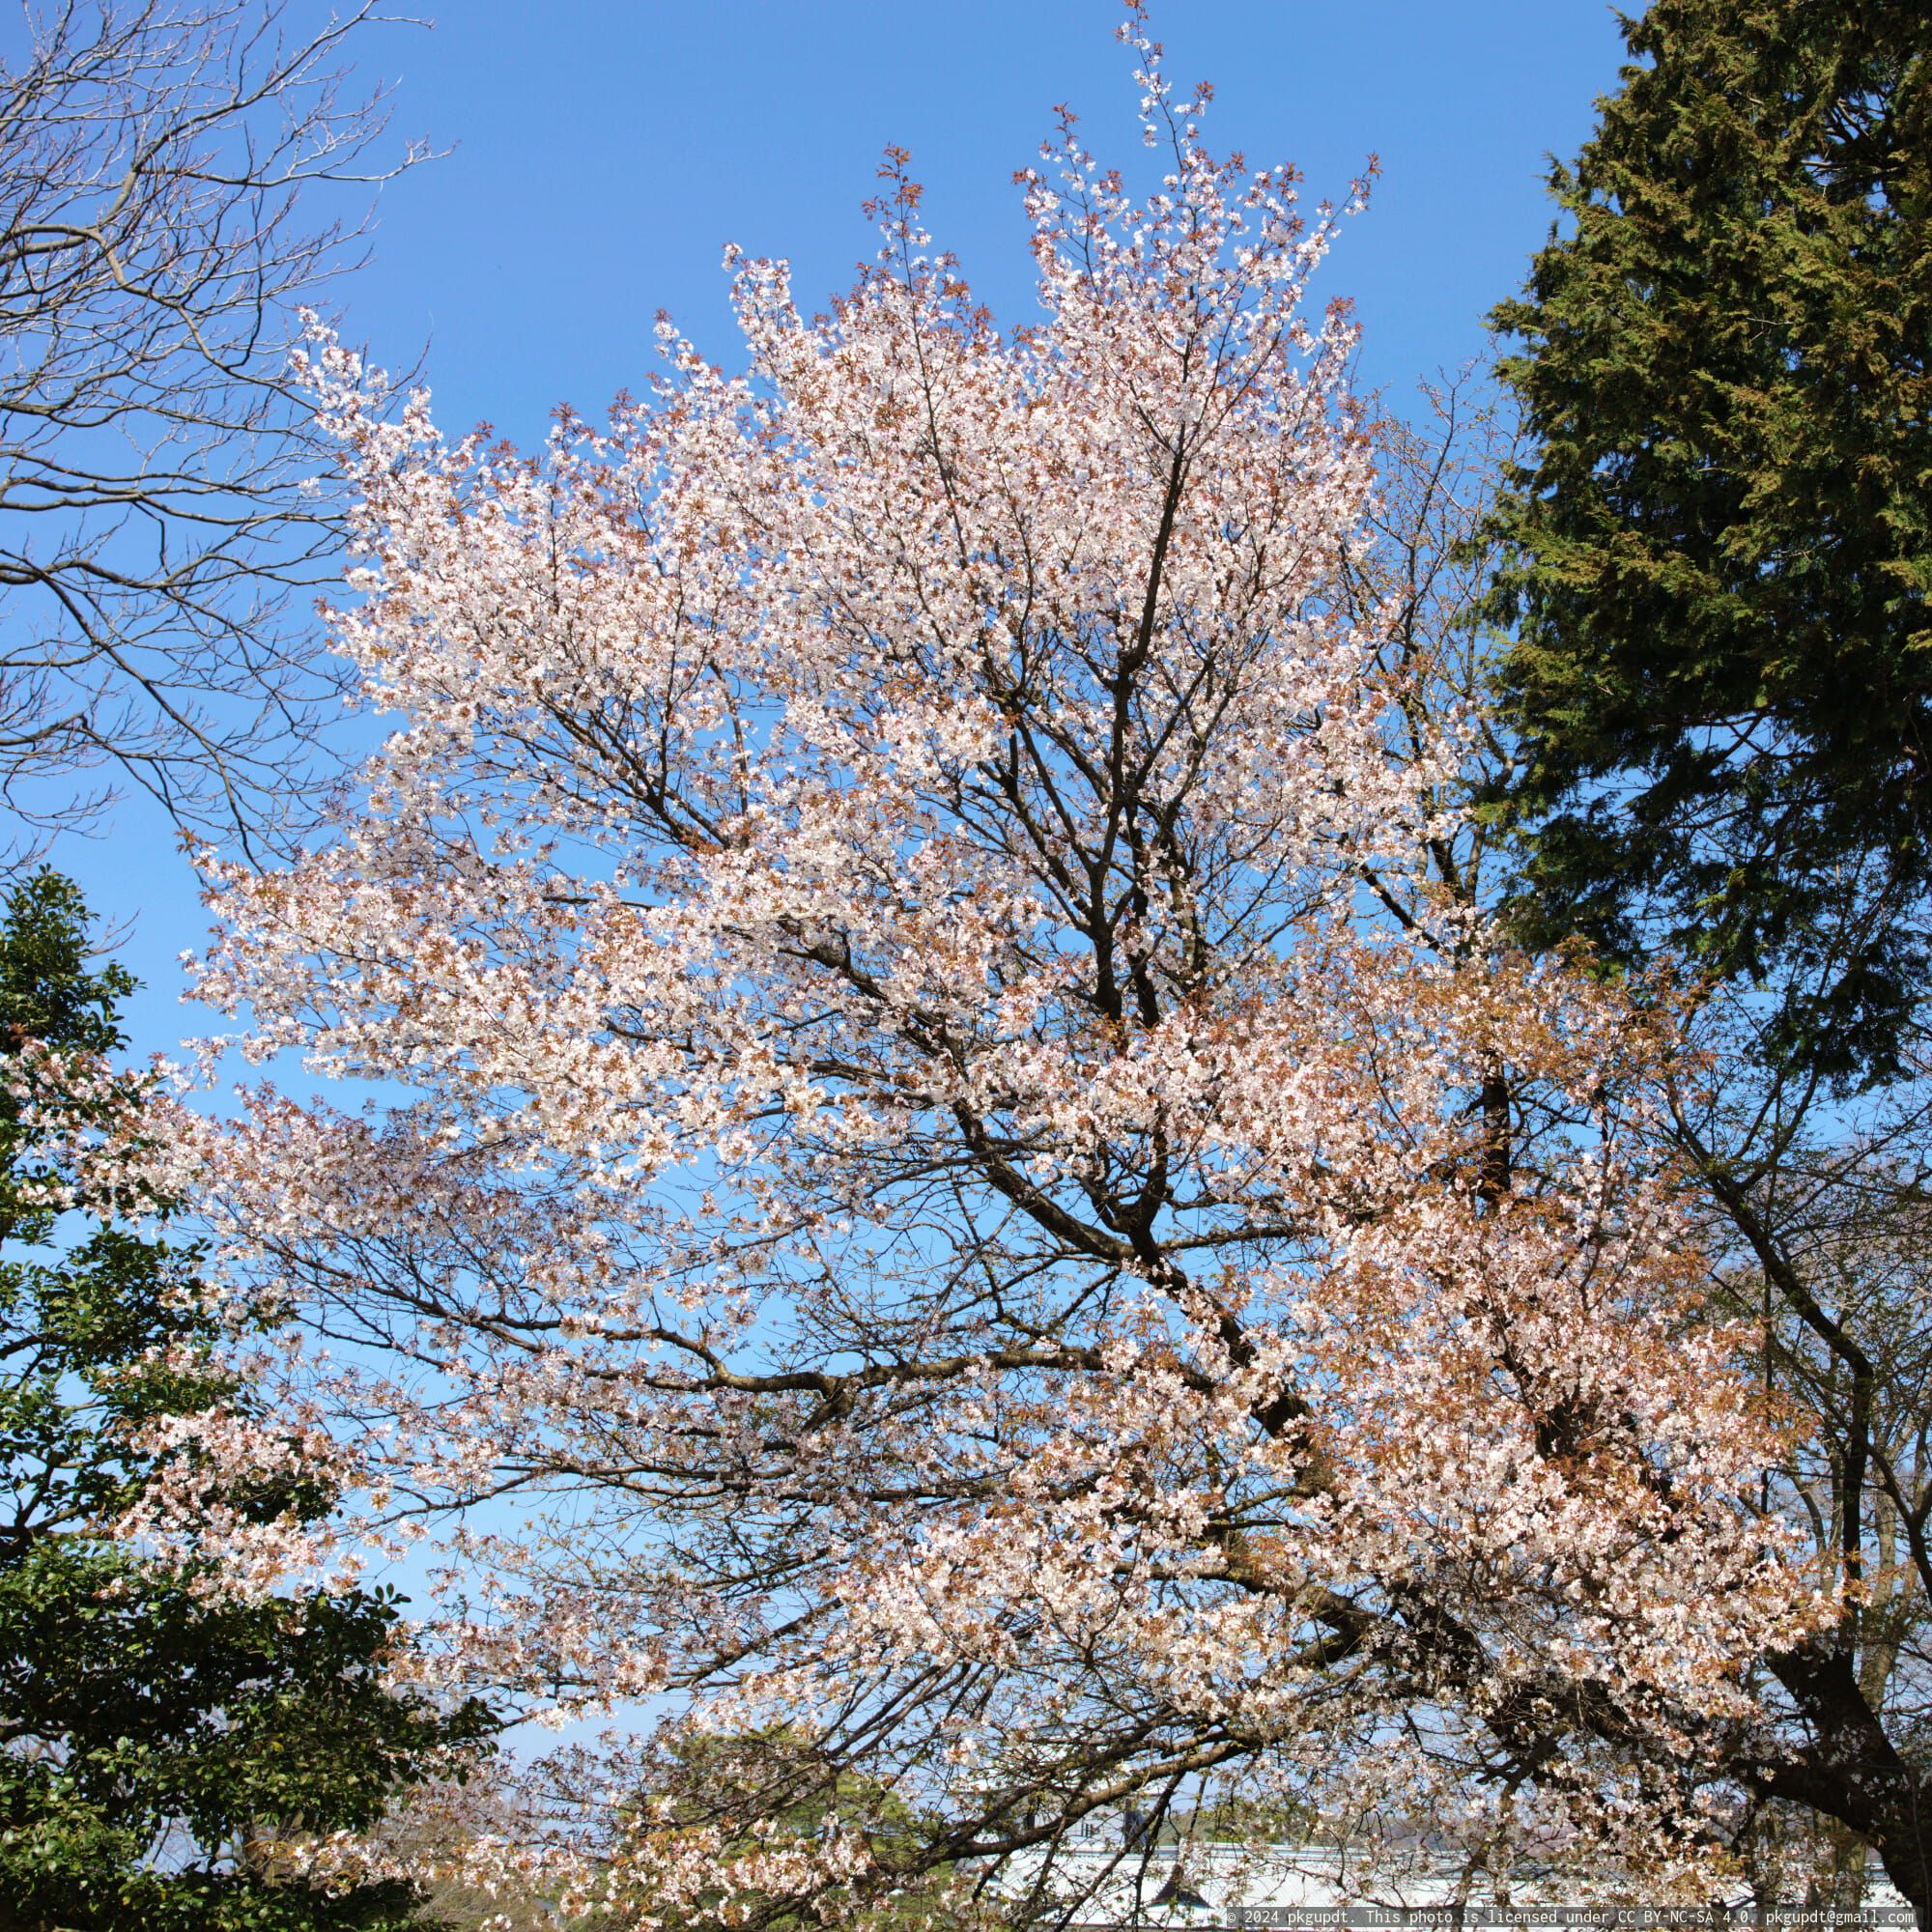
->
(1489, 0), (1931, 1084)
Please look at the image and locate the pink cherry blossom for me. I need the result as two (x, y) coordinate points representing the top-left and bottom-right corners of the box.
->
(163, 11), (1830, 1914)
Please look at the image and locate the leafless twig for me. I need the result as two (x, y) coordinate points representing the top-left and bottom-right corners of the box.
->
(0, 0), (431, 861)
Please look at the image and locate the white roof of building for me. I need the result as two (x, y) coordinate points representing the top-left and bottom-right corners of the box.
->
(979, 1840), (1915, 1930)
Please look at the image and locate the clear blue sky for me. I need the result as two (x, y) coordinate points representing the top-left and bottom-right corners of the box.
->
(78, 0), (1635, 1055)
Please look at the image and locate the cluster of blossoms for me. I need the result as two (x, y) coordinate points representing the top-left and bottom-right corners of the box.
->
(160, 11), (1827, 1917)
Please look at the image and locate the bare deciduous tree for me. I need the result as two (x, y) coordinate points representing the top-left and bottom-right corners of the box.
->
(0, 0), (426, 856)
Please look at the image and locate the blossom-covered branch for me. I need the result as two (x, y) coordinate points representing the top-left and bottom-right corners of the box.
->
(172, 13), (1831, 1918)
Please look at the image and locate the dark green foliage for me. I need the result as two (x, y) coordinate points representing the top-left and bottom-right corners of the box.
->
(1487, 0), (1932, 1084)
(0, 870), (492, 1932)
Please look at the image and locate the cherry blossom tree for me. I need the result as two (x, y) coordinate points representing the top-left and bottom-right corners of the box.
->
(162, 15), (1847, 1918)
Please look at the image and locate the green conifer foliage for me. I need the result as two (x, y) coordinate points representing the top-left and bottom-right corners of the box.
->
(1489, 0), (1931, 1084)
(0, 871), (492, 1931)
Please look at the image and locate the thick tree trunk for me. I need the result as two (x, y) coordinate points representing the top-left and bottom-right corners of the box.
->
(1757, 1645), (1932, 1919)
